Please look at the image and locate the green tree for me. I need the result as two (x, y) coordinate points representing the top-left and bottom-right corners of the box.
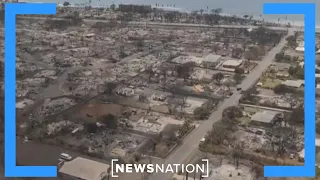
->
(273, 84), (296, 94)
(178, 120), (192, 138)
(176, 62), (194, 81)
(194, 107), (211, 120)
(222, 117), (237, 131)
(99, 114), (118, 129)
(84, 122), (98, 133)
(110, 4), (116, 11)
(289, 106), (304, 125)
(234, 67), (245, 74)
(275, 52), (284, 62)
(63, 1), (70, 7)
(104, 82), (117, 95)
(233, 73), (243, 84)
(206, 122), (228, 145)
(222, 106), (242, 119)
(212, 72), (224, 84)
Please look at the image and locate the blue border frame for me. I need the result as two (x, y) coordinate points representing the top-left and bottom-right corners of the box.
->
(4, 3), (57, 177)
(263, 3), (316, 177)
(3, 2), (316, 178)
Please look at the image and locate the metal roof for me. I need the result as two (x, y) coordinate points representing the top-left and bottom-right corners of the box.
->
(203, 54), (221, 63)
(59, 157), (110, 180)
(251, 110), (279, 123)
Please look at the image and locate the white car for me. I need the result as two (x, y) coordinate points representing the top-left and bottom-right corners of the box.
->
(200, 138), (206, 143)
(60, 153), (72, 161)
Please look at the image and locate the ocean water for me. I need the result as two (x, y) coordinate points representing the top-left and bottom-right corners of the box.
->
(23, 0), (320, 27)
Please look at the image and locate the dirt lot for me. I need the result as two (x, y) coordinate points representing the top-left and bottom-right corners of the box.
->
(62, 102), (124, 122)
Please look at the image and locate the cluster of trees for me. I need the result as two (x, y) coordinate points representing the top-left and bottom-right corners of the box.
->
(273, 84), (297, 95)
(204, 106), (241, 146)
(193, 101), (218, 120)
(212, 71), (244, 86)
(288, 106), (304, 125)
(249, 27), (282, 46)
(266, 125), (298, 156)
(176, 62), (195, 81)
(241, 87), (259, 102)
(212, 72), (224, 84)
(244, 45), (265, 61)
(45, 16), (83, 30)
(285, 34), (298, 47)
(178, 120), (193, 138)
(274, 52), (297, 62)
(288, 65), (304, 79)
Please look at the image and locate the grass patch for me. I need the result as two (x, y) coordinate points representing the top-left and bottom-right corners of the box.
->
(259, 77), (282, 89)
(238, 116), (251, 125)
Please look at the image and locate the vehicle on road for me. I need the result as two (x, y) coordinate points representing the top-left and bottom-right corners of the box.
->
(200, 138), (206, 143)
(236, 87), (242, 91)
(60, 153), (72, 161)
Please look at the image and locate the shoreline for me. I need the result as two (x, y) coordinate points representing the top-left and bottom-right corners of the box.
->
(18, 1), (320, 28)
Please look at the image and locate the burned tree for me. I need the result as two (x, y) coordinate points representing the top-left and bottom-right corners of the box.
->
(104, 82), (118, 95)
(145, 65), (154, 82)
(230, 142), (244, 169)
(176, 62), (195, 81)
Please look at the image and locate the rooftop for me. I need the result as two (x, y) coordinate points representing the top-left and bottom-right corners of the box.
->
(203, 54), (221, 63)
(59, 157), (110, 180)
(295, 46), (304, 52)
(250, 110), (279, 123)
(282, 79), (304, 88)
(222, 59), (242, 67)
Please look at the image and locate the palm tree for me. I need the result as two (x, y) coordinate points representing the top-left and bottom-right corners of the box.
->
(215, 8), (222, 15)
(63, 1), (70, 7)
(200, 9), (204, 16)
(200, 9), (204, 24)
(191, 11), (198, 23)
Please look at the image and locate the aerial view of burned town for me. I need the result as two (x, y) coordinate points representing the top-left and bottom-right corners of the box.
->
(0, 1), (318, 180)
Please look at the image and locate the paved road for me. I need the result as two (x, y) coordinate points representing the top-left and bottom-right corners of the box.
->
(149, 29), (294, 180)
(17, 16), (311, 32)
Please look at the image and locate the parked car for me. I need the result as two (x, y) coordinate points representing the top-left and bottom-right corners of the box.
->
(60, 153), (72, 161)
(200, 138), (206, 143)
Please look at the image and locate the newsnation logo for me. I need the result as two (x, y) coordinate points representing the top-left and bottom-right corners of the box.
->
(111, 159), (209, 177)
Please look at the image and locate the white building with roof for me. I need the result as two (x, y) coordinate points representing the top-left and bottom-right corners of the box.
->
(202, 54), (221, 68)
(295, 41), (305, 52)
(59, 157), (110, 180)
(222, 60), (243, 69)
(250, 110), (281, 127)
(282, 80), (304, 88)
(295, 46), (304, 52)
